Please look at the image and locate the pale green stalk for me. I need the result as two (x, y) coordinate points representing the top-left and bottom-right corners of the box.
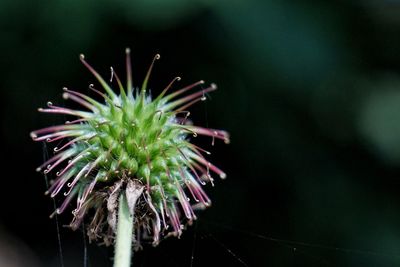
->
(114, 194), (133, 267)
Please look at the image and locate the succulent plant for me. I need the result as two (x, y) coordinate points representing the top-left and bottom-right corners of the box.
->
(30, 49), (229, 250)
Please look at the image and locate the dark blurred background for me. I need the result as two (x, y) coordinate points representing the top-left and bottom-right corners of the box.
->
(2, 0), (400, 266)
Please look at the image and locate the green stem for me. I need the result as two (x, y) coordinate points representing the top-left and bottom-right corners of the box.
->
(114, 193), (134, 267)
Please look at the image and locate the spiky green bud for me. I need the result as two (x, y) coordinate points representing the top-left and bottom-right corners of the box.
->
(31, 49), (229, 247)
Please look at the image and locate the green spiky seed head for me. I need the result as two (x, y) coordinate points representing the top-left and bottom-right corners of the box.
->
(31, 49), (229, 247)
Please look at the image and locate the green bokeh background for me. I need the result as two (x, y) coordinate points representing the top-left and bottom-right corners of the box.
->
(1, 0), (400, 266)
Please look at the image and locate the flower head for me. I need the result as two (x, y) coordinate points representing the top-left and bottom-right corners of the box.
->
(31, 49), (229, 248)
